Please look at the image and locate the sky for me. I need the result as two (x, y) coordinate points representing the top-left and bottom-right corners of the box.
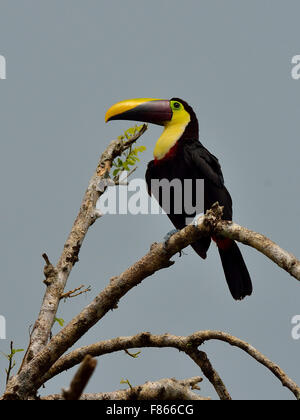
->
(0, 0), (300, 400)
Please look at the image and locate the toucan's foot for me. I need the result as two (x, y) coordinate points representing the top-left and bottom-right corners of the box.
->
(163, 229), (180, 248)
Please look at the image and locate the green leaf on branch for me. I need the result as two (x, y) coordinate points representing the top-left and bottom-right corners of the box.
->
(1, 348), (24, 361)
(120, 378), (133, 389)
(124, 349), (141, 359)
(1, 343), (24, 383)
(112, 126), (147, 178)
(54, 317), (65, 327)
(124, 124), (145, 140)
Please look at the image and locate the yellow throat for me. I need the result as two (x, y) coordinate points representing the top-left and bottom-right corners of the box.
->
(154, 107), (191, 160)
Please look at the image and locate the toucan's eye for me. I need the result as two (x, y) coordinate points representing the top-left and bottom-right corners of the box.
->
(170, 100), (183, 111)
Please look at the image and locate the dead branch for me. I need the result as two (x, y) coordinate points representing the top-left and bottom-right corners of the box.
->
(42, 376), (208, 400)
(62, 355), (97, 400)
(60, 285), (91, 300)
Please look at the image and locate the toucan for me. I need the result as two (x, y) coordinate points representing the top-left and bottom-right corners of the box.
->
(105, 98), (252, 300)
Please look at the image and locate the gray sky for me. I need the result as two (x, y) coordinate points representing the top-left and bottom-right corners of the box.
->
(0, 0), (299, 400)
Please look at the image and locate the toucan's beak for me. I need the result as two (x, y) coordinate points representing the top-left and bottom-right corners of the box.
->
(105, 98), (172, 126)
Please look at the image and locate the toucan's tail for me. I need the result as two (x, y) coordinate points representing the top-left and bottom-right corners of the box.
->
(217, 239), (253, 300)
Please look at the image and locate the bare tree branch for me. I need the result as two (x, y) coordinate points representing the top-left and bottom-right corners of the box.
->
(60, 285), (91, 300)
(62, 355), (97, 400)
(41, 331), (300, 400)
(214, 220), (300, 282)
(42, 377), (208, 400)
(185, 348), (231, 401)
(43, 333), (230, 400)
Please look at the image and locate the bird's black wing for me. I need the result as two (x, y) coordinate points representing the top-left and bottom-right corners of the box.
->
(183, 139), (224, 187)
(183, 139), (233, 220)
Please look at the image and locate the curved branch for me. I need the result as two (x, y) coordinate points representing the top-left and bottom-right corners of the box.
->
(41, 330), (300, 400)
(42, 332), (230, 400)
(215, 220), (300, 281)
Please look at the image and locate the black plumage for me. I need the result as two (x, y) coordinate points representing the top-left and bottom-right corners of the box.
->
(145, 98), (252, 300)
